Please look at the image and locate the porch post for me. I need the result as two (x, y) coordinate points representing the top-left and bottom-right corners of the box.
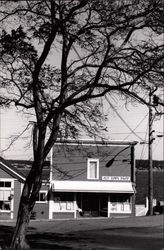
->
(74, 193), (77, 219)
(107, 194), (110, 218)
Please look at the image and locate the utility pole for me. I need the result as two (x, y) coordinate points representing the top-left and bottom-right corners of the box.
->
(148, 87), (158, 215)
(148, 91), (154, 215)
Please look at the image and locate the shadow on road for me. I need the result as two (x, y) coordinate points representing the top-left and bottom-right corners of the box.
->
(0, 222), (163, 250)
(0, 225), (85, 249)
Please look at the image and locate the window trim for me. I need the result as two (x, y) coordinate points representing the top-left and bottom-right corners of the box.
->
(36, 191), (47, 203)
(87, 158), (99, 180)
(0, 179), (14, 213)
(0, 179), (14, 189)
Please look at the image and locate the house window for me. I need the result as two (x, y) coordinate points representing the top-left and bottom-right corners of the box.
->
(0, 180), (12, 211)
(87, 159), (99, 180)
(36, 191), (47, 203)
(0, 181), (11, 188)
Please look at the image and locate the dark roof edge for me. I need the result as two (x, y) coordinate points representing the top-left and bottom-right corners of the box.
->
(0, 156), (25, 182)
(55, 139), (138, 146)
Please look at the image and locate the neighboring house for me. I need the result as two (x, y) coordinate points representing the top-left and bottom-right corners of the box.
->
(0, 157), (25, 220)
(0, 139), (137, 220)
(135, 160), (164, 216)
(0, 157), (50, 220)
(135, 160), (164, 205)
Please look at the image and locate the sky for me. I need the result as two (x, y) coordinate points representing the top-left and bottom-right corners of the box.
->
(0, 2), (163, 162)
(0, 99), (163, 161)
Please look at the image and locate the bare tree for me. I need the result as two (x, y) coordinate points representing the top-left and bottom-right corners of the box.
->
(0, 0), (164, 249)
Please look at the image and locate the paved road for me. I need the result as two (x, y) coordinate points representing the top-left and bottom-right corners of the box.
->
(0, 215), (164, 249)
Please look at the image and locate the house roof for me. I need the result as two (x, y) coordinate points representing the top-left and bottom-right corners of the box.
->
(0, 156), (25, 182)
(0, 157), (50, 182)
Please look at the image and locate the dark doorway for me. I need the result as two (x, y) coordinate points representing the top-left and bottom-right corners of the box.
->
(78, 193), (107, 217)
(76, 193), (108, 217)
(99, 194), (108, 217)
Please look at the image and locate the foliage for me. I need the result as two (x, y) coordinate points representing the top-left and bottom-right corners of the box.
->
(0, 0), (164, 249)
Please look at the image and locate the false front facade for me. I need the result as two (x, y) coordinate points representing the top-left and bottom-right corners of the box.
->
(49, 140), (137, 219)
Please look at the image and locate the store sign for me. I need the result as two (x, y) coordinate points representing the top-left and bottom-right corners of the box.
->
(102, 176), (130, 181)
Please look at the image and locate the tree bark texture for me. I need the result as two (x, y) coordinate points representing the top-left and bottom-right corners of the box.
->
(10, 165), (43, 249)
(10, 126), (45, 249)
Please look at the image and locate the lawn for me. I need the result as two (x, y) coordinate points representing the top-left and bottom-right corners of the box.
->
(0, 215), (163, 249)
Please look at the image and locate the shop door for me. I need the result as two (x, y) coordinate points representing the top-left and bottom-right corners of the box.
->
(100, 194), (108, 216)
(82, 193), (99, 216)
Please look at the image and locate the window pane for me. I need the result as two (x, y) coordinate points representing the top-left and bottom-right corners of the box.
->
(0, 201), (11, 210)
(0, 181), (11, 188)
(89, 162), (97, 178)
(0, 191), (4, 200)
(4, 191), (11, 201)
(0, 182), (4, 187)
(5, 182), (11, 188)
(36, 192), (47, 202)
(54, 192), (74, 201)
(40, 193), (46, 201)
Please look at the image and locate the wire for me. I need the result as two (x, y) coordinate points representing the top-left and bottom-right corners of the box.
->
(106, 96), (147, 141)
(109, 132), (147, 135)
(138, 121), (149, 166)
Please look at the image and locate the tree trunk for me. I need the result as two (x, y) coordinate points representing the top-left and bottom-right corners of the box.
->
(10, 164), (43, 249)
(10, 124), (46, 249)
(10, 202), (31, 250)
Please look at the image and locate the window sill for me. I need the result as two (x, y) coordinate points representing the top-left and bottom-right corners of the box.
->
(35, 201), (47, 204)
(87, 178), (99, 180)
(0, 210), (11, 213)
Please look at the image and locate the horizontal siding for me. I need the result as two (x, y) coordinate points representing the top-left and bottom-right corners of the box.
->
(53, 144), (131, 181)
(13, 180), (22, 219)
(110, 213), (133, 217)
(33, 203), (49, 219)
(0, 212), (11, 220)
(53, 212), (74, 219)
(33, 184), (49, 219)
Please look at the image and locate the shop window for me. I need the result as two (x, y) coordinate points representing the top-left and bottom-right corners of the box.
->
(87, 159), (99, 180)
(54, 192), (74, 211)
(36, 191), (47, 203)
(110, 194), (131, 213)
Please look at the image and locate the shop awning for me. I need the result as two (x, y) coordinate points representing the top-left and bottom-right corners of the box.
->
(51, 180), (134, 193)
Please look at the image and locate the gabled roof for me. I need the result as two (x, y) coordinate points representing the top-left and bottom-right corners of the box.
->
(0, 156), (25, 182)
(0, 157), (50, 182)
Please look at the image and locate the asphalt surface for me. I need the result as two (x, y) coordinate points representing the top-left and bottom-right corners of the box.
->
(0, 215), (164, 249)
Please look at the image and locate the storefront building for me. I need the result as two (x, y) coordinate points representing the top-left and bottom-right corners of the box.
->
(0, 140), (137, 220)
(49, 140), (137, 219)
